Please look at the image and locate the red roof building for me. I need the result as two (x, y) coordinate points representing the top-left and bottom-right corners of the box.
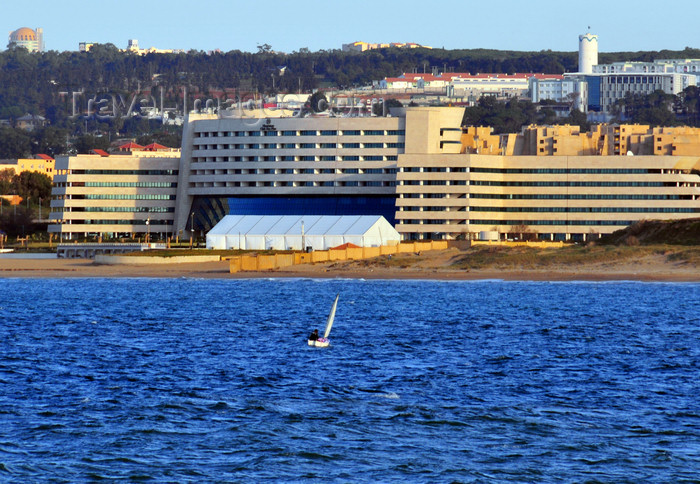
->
(118, 142), (144, 152)
(142, 143), (170, 151)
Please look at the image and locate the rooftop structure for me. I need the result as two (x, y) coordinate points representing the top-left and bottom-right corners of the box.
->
(8, 27), (44, 52)
(593, 59), (700, 76)
(578, 32), (598, 74)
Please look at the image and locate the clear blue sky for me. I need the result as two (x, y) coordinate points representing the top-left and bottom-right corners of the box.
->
(3, 0), (699, 54)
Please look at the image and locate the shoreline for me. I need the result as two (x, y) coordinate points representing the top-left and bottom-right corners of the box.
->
(0, 257), (698, 282)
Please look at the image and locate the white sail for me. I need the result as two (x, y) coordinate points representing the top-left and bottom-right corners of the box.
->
(323, 293), (339, 338)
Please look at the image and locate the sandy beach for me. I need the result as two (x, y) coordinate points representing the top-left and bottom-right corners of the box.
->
(1, 249), (698, 282)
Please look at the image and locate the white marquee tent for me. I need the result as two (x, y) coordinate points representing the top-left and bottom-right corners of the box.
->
(206, 215), (401, 250)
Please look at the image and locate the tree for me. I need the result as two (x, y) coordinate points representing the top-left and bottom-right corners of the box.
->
(565, 109), (590, 131)
(14, 171), (52, 201)
(73, 134), (109, 154)
(0, 204), (35, 237)
(33, 126), (68, 156)
(0, 127), (32, 158)
(612, 90), (678, 126)
(307, 91), (328, 113)
(0, 168), (14, 194)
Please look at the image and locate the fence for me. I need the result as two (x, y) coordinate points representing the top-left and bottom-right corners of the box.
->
(229, 241), (448, 273)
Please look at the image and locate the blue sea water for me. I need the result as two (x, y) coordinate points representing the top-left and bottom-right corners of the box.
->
(1, 277), (700, 482)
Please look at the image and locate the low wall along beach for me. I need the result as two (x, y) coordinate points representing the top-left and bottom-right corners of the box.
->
(228, 241), (448, 273)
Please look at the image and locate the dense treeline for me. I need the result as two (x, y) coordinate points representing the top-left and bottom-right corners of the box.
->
(3, 44), (700, 118)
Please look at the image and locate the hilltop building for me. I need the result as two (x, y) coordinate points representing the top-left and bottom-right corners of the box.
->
(343, 41), (432, 52)
(593, 59), (700, 77)
(125, 39), (184, 55)
(8, 27), (44, 52)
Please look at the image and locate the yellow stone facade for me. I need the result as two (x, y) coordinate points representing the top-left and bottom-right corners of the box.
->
(460, 124), (700, 157)
(0, 157), (55, 178)
(397, 124), (700, 241)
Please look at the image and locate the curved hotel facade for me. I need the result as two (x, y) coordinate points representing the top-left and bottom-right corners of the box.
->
(173, 108), (465, 235)
(49, 107), (700, 243)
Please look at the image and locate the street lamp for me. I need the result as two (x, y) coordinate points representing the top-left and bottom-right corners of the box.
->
(146, 217), (150, 243)
(190, 211), (195, 248)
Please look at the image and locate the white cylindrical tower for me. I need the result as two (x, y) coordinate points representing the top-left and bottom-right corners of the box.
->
(578, 32), (598, 74)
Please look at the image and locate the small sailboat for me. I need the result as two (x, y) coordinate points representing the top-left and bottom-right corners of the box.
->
(308, 293), (339, 347)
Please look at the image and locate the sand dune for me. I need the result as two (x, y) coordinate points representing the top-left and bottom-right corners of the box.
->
(1, 249), (698, 282)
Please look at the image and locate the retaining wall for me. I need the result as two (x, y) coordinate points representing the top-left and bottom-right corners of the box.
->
(229, 241), (449, 273)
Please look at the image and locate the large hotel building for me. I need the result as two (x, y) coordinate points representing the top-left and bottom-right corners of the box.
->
(49, 107), (700, 242)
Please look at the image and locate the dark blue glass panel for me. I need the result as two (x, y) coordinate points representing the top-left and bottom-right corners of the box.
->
(226, 196), (396, 224)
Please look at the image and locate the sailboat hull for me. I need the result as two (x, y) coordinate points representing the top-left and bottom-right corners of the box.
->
(308, 338), (330, 347)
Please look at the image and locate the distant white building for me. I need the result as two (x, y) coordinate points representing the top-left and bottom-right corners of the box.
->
(125, 39), (184, 55)
(598, 72), (696, 112)
(530, 77), (588, 111)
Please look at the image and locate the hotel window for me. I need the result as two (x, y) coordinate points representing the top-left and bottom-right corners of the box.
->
(363, 143), (383, 148)
(281, 130), (296, 136)
(300, 130), (317, 136)
(320, 143), (337, 149)
(342, 130), (361, 135)
(342, 143), (360, 148)
(248, 131), (261, 137)
(320, 130), (337, 136)
(363, 130), (384, 136)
